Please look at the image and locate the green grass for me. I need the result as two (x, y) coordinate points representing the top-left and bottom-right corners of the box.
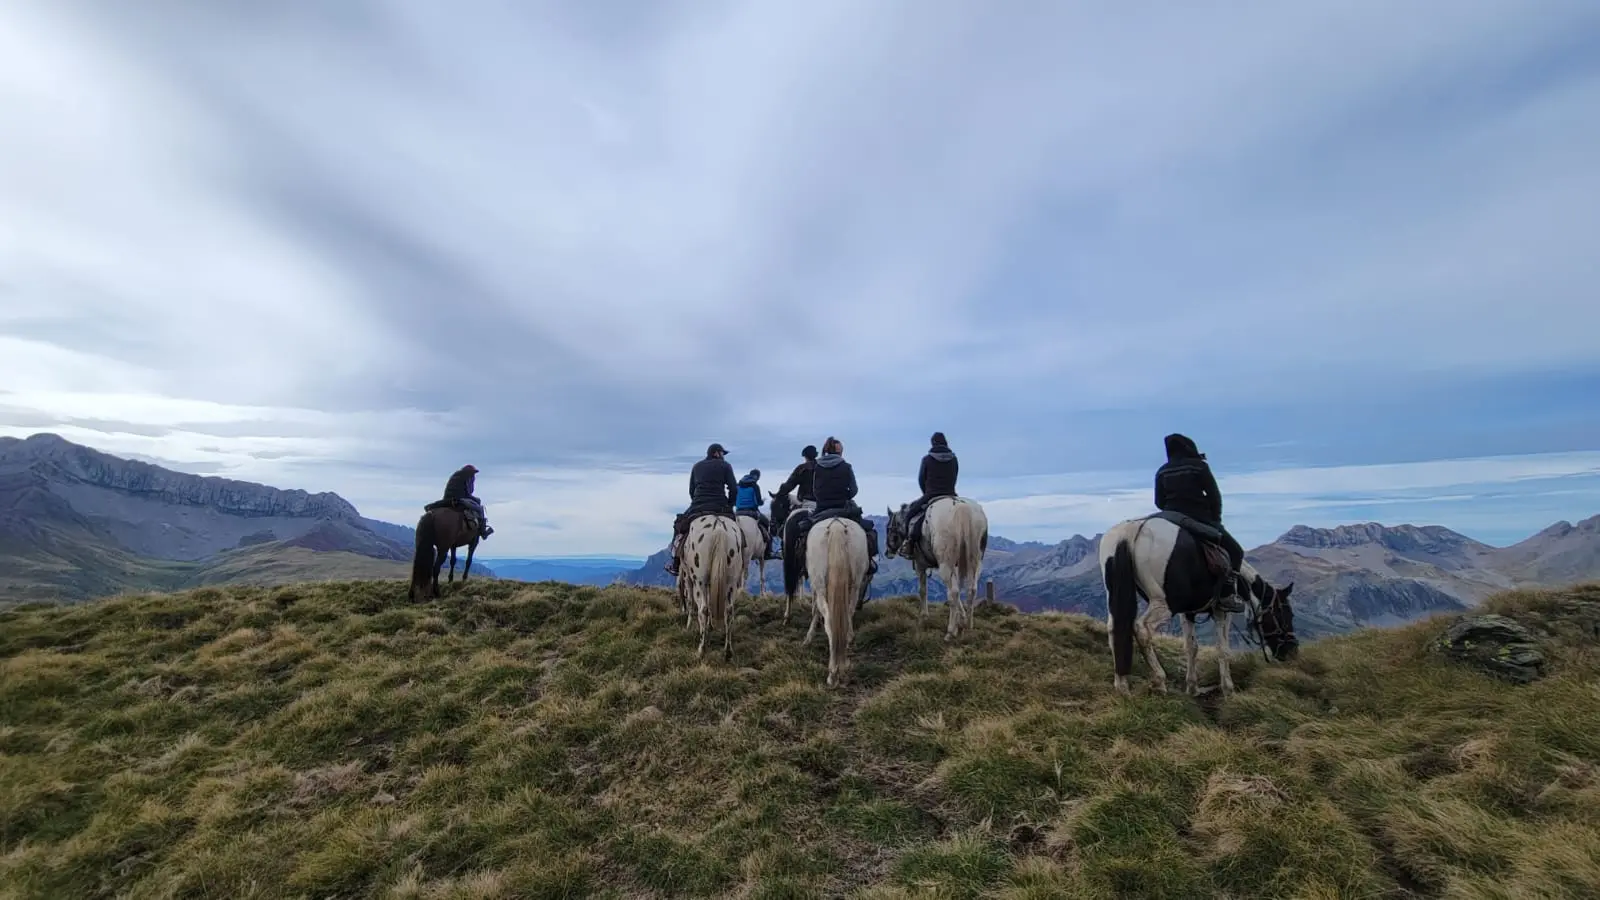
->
(2, 579), (1598, 898)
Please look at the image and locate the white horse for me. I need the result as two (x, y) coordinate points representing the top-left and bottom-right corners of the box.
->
(1098, 515), (1299, 697)
(801, 516), (871, 686)
(735, 513), (770, 597)
(680, 514), (744, 660)
(885, 497), (989, 640)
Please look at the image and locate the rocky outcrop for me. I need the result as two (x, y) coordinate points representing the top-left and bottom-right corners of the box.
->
(0, 434), (359, 519)
(1432, 614), (1545, 683)
(1278, 522), (1494, 556)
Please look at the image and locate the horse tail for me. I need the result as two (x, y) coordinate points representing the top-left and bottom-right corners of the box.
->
(826, 522), (857, 667)
(707, 521), (735, 628)
(952, 500), (976, 596)
(410, 511), (436, 598)
(1105, 538), (1138, 678)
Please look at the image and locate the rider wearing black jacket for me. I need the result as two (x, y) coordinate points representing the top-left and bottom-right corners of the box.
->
(665, 443), (738, 575)
(1155, 433), (1245, 612)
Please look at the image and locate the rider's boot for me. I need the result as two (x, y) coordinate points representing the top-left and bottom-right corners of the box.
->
(1212, 572), (1246, 614)
(664, 533), (684, 576)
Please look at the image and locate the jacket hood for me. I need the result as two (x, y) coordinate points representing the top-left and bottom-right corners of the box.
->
(927, 448), (955, 461)
(1164, 433), (1203, 461)
(738, 471), (760, 486)
(817, 452), (845, 468)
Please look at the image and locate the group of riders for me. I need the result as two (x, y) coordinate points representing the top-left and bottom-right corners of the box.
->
(425, 431), (1248, 613)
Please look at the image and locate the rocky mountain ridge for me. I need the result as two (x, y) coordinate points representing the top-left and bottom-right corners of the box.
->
(1, 434), (359, 519)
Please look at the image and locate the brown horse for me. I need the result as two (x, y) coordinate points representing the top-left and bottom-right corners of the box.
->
(409, 505), (480, 601)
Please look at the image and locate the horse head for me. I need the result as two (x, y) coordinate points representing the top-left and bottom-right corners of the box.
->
(1241, 566), (1298, 661)
(884, 504), (909, 558)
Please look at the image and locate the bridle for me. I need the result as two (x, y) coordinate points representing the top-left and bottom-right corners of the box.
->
(1236, 577), (1296, 661)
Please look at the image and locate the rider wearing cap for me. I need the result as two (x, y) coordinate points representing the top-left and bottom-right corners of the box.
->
(665, 443), (739, 576)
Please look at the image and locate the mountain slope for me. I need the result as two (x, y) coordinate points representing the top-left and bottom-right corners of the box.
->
(2, 578), (1596, 897)
(0, 433), (454, 602)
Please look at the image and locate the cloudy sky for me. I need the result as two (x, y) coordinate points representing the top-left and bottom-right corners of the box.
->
(3, 0), (1598, 557)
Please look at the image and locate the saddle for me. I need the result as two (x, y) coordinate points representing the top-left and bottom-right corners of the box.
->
(424, 499), (481, 534)
(1153, 510), (1231, 576)
(907, 494), (956, 560)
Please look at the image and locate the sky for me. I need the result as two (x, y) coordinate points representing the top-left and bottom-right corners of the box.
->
(2, 0), (1598, 557)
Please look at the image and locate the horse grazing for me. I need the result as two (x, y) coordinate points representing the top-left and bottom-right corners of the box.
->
(773, 488), (815, 622)
(680, 513), (744, 660)
(409, 505), (480, 601)
(1099, 514), (1298, 697)
(802, 516), (870, 686)
(886, 497), (990, 640)
(735, 513), (770, 597)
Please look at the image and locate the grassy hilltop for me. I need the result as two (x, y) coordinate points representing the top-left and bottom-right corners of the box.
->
(2, 579), (1599, 899)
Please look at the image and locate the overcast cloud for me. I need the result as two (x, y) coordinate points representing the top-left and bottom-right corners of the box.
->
(2, 0), (1598, 556)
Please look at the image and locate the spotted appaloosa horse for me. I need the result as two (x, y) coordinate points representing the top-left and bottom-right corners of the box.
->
(680, 513), (744, 660)
(885, 496), (989, 641)
(735, 513), (770, 598)
(1099, 514), (1299, 697)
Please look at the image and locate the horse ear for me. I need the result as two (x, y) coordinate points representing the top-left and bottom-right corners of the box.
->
(1282, 581), (1294, 595)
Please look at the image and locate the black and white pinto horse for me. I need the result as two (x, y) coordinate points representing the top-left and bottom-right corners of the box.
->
(885, 496), (989, 641)
(772, 488), (817, 623)
(1099, 515), (1298, 697)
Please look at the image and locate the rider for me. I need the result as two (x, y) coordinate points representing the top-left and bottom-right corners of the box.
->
(904, 431), (958, 549)
(441, 464), (493, 538)
(810, 436), (880, 597)
(775, 444), (819, 506)
(664, 443), (738, 576)
(1155, 433), (1245, 613)
(735, 468), (777, 559)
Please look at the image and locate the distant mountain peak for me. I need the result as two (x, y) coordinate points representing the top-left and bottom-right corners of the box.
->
(1276, 522), (1487, 552)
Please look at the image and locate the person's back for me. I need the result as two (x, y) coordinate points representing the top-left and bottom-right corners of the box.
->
(690, 455), (738, 507)
(440, 465), (493, 538)
(812, 447), (857, 512)
(777, 446), (819, 504)
(1154, 433), (1243, 613)
(1154, 433), (1220, 524)
(918, 432), (958, 499)
(735, 470), (762, 511)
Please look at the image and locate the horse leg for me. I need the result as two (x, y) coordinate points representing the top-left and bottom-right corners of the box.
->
(1180, 615), (1200, 695)
(447, 546), (457, 583)
(803, 594), (822, 645)
(462, 541), (476, 582)
(696, 588), (710, 657)
(431, 547), (445, 598)
(918, 565), (930, 622)
(1136, 604), (1170, 693)
(1105, 611), (1130, 695)
(1215, 611), (1236, 696)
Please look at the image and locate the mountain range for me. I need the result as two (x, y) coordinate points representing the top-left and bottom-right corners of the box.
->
(4, 432), (1597, 639)
(619, 511), (1600, 639)
(0, 433), (491, 602)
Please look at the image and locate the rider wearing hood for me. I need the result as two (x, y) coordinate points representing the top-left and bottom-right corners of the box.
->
(1155, 433), (1245, 612)
(904, 432), (958, 538)
(810, 437), (880, 593)
(441, 464), (493, 538)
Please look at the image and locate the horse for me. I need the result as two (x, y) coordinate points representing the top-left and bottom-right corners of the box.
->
(1098, 514), (1298, 697)
(679, 513), (744, 660)
(801, 516), (871, 686)
(408, 505), (480, 601)
(773, 488), (816, 622)
(885, 496), (989, 641)
(735, 513), (770, 597)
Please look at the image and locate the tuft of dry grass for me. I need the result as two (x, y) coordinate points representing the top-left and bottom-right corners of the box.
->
(1, 578), (1598, 898)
